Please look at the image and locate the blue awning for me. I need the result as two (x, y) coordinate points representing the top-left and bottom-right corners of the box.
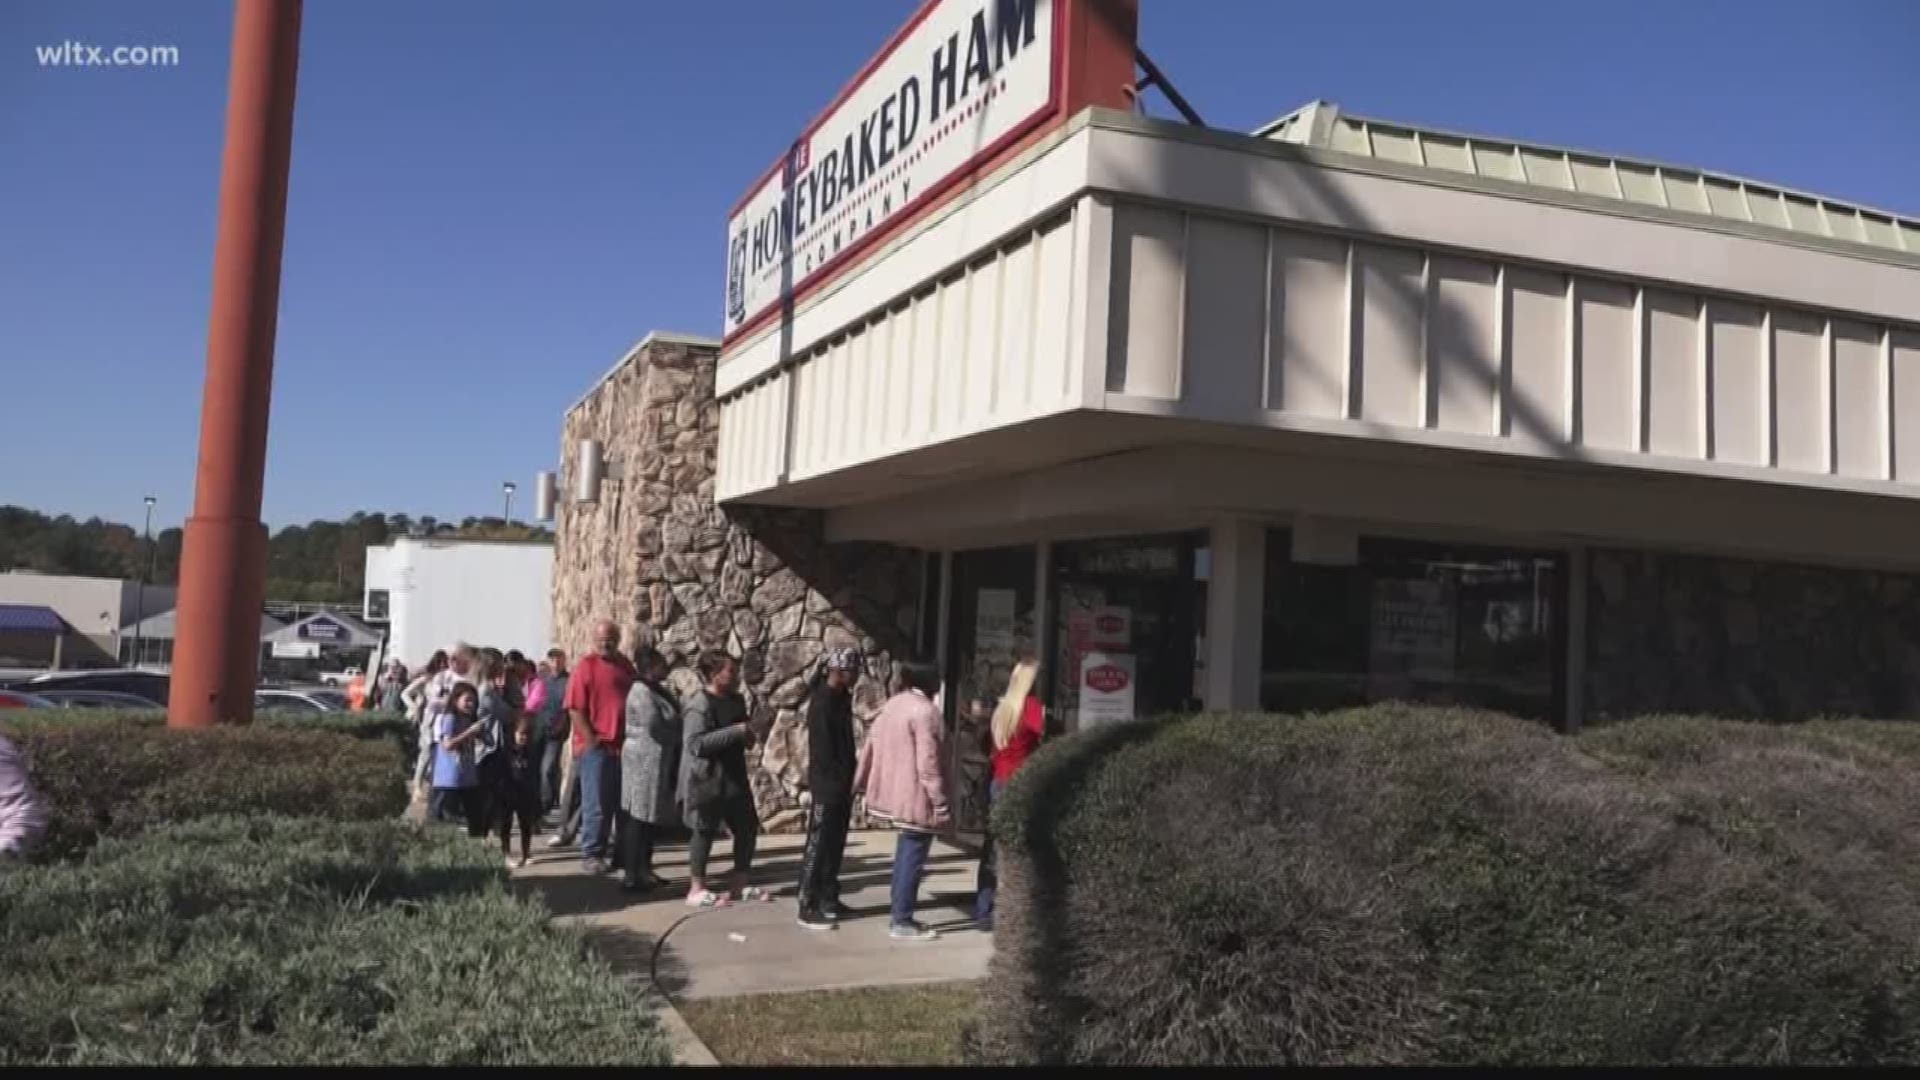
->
(0, 604), (67, 634)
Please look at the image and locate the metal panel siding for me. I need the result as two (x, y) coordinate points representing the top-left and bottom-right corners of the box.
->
(1031, 215), (1076, 408)
(1506, 267), (1570, 443)
(995, 236), (1038, 419)
(1576, 279), (1638, 452)
(1269, 230), (1349, 417)
(1833, 320), (1886, 479)
(935, 272), (970, 435)
(1354, 244), (1426, 428)
(964, 255), (1000, 423)
(1708, 301), (1767, 466)
(1428, 255), (1500, 436)
(1895, 330), (1920, 481)
(1772, 311), (1829, 474)
(1182, 216), (1268, 420)
(1646, 290), (1704, 458)
(1108, 204), (1185, 399)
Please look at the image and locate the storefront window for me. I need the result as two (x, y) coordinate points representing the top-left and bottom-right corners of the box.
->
(1262, 533), (1566, 724)
(944, 546), (1037, 831)
(1050, 532), (1207, 732)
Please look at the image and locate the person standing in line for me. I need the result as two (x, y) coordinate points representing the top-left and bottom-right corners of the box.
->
(402, 650), (449, 799)
(854, 660), (951, 942)
(0, 733), (47, 864)
(618, 645), (681, 893)
(430, 682), (489, 838)
(377, 659), (409, 713)
(563, 620), (636, 875)
(681, 650), (771, 909)
(471, 652), (513, 843)
(795, 647), (861, 931)
(497, 711), (544, 868)
(537, 648), (572, 818)
(975, 656), (1044, 931)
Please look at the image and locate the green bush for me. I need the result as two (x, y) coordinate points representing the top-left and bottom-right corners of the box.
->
(4, 717), (407, 861)
(0, 816), (669, 1065)
(972, 706), (1920, 1066)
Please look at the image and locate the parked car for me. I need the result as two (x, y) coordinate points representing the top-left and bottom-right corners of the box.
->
(254, 688), (347, 713)
(0, 689), (54, 709)
(33, 689), (166, 710)
(7, 669), (169, 705)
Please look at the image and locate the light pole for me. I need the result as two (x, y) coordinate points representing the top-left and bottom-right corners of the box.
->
(131, 496), (156, 667)
(502, 480), (516, 524)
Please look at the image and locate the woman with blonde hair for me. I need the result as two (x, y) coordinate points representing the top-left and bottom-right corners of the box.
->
(974, 654), (1046, 931)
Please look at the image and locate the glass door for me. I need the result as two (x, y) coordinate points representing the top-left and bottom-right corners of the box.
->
(1049, 533), (1206, 731)
(944, 546), (1037, 832)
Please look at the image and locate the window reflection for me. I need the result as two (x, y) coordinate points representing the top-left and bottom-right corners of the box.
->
(1261, 534), (1565, 724)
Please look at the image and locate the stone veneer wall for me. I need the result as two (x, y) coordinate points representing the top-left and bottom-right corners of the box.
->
(552, 335), (923, 831)
(1586, 547), (1920, 724)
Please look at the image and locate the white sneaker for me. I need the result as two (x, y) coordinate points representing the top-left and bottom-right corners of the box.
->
(509, 854), (529, 870)
(544, 835), (570, 850)
(889, 921), (939, 942)
(686, 889), (730, 909)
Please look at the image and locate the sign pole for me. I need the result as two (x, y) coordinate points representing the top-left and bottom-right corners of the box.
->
(168, 0), (302, 729)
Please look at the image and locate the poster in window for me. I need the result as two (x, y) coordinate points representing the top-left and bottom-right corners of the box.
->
(975, 588), (1017, 657)
(1368, 578), (1455, 680)
(1078, 651), (1137, 728)
(1089, 605), (1131, 650)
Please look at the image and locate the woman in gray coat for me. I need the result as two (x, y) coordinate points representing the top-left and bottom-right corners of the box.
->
(679, 650), (769, 908)
(618, 646), (680, 893)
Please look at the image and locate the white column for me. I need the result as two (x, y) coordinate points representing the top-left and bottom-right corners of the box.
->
(1204, 519), (1267, 711)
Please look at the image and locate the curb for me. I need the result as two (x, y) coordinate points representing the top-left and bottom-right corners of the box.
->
(645, 987), (721, 1067)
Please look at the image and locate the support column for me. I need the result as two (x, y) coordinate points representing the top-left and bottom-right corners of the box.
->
(1564, 545), (1589, 733)
(1204, 519), (1267, 712)
(168, 0), (302, 729)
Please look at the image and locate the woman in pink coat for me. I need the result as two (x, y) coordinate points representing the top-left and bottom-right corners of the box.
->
(0, 734), (47, 862)
(853, 660), (950, 942)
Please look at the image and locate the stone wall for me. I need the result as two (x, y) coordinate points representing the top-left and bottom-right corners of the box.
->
(552, 334), (923, 830)
(1586, 547), (1920, 723)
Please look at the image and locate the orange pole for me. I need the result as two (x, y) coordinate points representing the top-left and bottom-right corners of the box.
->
(168, 0), (302, 729)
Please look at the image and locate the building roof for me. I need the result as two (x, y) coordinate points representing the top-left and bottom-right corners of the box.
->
(0, 604), (67, 634)
(1256, 100), (1919, 258)
(120, 608), (286, 641)
(263, 611), (383, 649)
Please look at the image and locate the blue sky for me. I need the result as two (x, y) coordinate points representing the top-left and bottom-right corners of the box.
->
(3, 0), (1915, 531)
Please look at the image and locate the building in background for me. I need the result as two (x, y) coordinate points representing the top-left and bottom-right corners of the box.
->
(552, 0), (1920, 832)
(261, 611), (383, 683)
(362, 537), (554, 668)
(117, 607), (286, 670)
(0, 603), (90, 672)
(0, 570), (176, 668)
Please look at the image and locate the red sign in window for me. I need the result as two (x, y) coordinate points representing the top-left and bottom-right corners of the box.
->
(1084, 664), (1129, 694)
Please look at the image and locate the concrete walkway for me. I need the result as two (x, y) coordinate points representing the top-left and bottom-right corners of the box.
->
(514, 828), (993, 1002)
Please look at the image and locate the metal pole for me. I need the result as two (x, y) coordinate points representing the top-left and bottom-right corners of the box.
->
(168, 0), (302, 729)
(132, 496), (154, 667)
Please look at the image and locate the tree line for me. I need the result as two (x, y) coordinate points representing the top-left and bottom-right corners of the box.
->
(0, 506), (552, 604)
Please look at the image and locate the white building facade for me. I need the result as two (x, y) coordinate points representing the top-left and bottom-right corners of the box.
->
(363, 538), (554, 668)
(704, 0), (1920, 732)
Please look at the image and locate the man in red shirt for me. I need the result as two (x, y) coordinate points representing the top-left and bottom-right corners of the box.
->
(562, 619), (636, 873)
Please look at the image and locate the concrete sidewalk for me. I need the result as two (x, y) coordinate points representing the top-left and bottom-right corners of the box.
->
(514, 828), (993, 1002)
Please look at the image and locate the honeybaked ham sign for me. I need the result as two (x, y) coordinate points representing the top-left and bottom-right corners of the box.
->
(724, 0), (1061, 339)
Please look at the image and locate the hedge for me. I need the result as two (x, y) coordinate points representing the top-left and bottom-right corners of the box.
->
(0, 815), (669, 1065)
(3, 715), (408, 861)
(970, 706), (1920, 1066)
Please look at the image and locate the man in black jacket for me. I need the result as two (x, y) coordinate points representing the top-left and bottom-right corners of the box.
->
(796, 647), (860, 931)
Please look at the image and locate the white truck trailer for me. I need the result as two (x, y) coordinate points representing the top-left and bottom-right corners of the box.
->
(362, 537), (553, 670)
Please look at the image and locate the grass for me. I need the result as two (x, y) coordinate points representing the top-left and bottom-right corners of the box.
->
(677, 982), (980, 1066)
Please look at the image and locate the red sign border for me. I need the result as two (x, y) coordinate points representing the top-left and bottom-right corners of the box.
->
(722, 0), (1070, 349)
